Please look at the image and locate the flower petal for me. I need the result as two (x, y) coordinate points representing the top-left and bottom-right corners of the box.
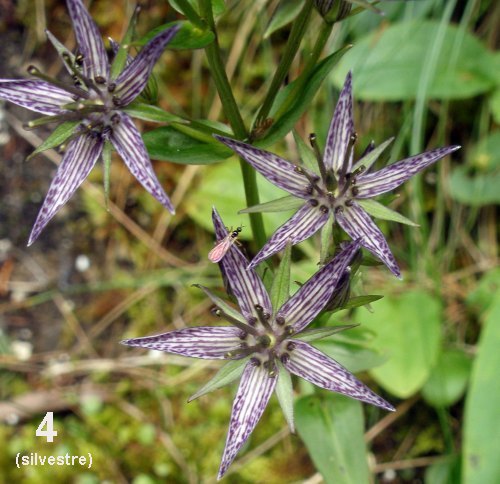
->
(249, 202), (329, 269)
(323, 71), (354, 176)
(335, 202), (401, 278)
(113, 24), (180, 105)
(277, 240), (360, 332)
(0, 80), (73, 115)
(28, 133), (102, 246)
(214, 136), (312, 199)
(66, 0), (109, 80)
(110, 112), (174, 213)
(122, 326), (243, 360)
(218, 361), (277, 479)
(356, 145), (460, 198)
(212, 208), (272, 319)
(282, 340), (394, 411)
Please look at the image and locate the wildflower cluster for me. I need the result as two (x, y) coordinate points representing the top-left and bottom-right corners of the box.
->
(0, 0), (461, 480)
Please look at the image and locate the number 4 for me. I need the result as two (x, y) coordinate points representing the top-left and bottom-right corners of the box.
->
(36, 412), (58, 442)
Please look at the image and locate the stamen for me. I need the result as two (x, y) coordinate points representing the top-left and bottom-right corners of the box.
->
(254, 304), (273, 332)
(212, 308), (260, 337)
(309, 133), (328, 183)
(27, 65), (89, 99)
(337, 132), (358, 183)
(225, 344), (262, 359)
(294, 165), (325, 196)
(263, 358), (278, 377)
(25, 112), (82, 129)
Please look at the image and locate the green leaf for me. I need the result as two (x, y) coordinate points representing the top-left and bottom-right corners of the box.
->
(334, 294), (383, 311)
(425, 455), (461, 484)
(422, 349), (472, 408)
(320, 214), (333, 264)
(352, 136), (394, 172)
(276, 363), (295, 432)
(293, 129), (319, 173)
(270, 243), (292, 311)
(296, 324), (359, 343)
(239, 196), (303, 214)
(258, 45), (352, 147)
(490, 88), (500, 124)
(357, 198), (419, 226)
(102, 140), (112, 206)
(188, 359), (246, 402)
(296, 394), (370, 484)
(143, 125), (232, 164)
(354, 291), (441, 397)
(123, 103), (186, 124)
(463, 293), (500, 484)
(27, 121), (79, 160)
(184, 160), (297, 238)
(466, 268), (500, 314)
(110, 5), (139, 79)
(264, 0), (303, 38)
(192, 284), (245, 323)
(332, 21), (499, 101)
(136, 20), (214, 50)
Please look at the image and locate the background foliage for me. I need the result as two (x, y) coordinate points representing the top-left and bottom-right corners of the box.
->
(0, 0), (498, 482)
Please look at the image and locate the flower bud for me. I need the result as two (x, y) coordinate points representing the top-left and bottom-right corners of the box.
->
(314, 0), (352, 23)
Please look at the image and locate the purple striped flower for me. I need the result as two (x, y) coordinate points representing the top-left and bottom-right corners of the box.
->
(0, 0), (179, 245)
(122, 208), (394, 479)
(215, 72), (460, 278)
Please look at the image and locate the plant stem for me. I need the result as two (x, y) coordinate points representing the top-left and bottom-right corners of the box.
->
(254, 0), (315, 126)
(199, 0), (267, 249)
(175, 0), (206, 29)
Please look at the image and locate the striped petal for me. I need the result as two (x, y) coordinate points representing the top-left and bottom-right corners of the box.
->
(277, 240), (360, 333)
(212, 208), (272, 319)
(335, 202), (401, 278)
(110, 112), (174, 213)
(113, 24), (180, 106)
(122, 326), (243, 360)
(356, 145), (460, 199)
(0, 80), (73, 115)
(215, 136), (312, 199)
(28, 133), (103, 245)
(66, 0), (109, 80)
(323, 71), (354, 176)
(249, 202), (329, 269)
(218, 361), (277, 479)
(282, 340), (394, 411)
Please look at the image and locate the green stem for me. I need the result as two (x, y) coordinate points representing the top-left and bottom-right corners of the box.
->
(175, 0), (206, 29)
(199, 0), (267, 249)
(254, 0), (315, 126)
(273, 20), (333, 121)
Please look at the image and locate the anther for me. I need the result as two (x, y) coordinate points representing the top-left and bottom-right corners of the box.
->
(254, 304), (273, 332)
(286, 341), (296, 351)
(94, 76), (106, 84)
(280, 353), (290, 364)
(345, 199), (354, 207)
(108, 83), (116, 93)
(250, 357), (261, 367)
(335, 206), (344, 215)
(275, 315), (285, 326)
(320, 205), (329, 214)
(309, 133), (328, 182)
(309, 199), (319, 207)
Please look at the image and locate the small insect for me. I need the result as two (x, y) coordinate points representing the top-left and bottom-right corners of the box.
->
(208, 226), (243, 263)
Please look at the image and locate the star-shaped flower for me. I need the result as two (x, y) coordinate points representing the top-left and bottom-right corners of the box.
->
(122, 207), (393, 479)
(215, 72), (460, 278)
(0, 0), (179, 245)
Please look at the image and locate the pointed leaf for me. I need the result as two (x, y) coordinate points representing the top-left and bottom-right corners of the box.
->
(270, 242), (292, 312)
(357, 198), (419, 226)
(45, 30), (75, 74)
(239, 195), (303, 214)
(264, 0), (303, 38)
(351, 136), (394, 173)
(110, 6), (140, 80)
(27, 121), (79, 160)
(122, 103), (185, 124)
(193, 284), (246, 324)
(333, 294), (383, 311)
(188, 359), (247, 402)
(293, 129), (319, 173)
(296, 324), (359, 343)
(276, 362), (295, 433)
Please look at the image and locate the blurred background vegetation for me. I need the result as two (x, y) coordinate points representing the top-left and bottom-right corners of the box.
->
(0, 0), (498, 482)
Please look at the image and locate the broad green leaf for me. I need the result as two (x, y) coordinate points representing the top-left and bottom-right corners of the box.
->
(185, 160), (297, 238)
(270, 243), (292, 311)
(169, 0), (226, 17)
(258, 45), (352, 147)
(466, 268), (500, 313)
(239, 195), (303, 214)
(425, 455), (461, 484)
(448, 167), (500, 206)
(276, 363), (294, 432)
(264, 0), (303, 38)
(136, 20), (214, 50)
(463, 294), (500, 484)
(188, 359), (246, 402)
(27, 121), (78, 160)
(357, 199), (419, 226)
(296, 394), (369, 484)
(143, 125), (232, 164)
(332, 21), (499, 101)
(354, 291), (441, 397)
(422, 349), (472, 408)
(123, 103), (185, 124)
